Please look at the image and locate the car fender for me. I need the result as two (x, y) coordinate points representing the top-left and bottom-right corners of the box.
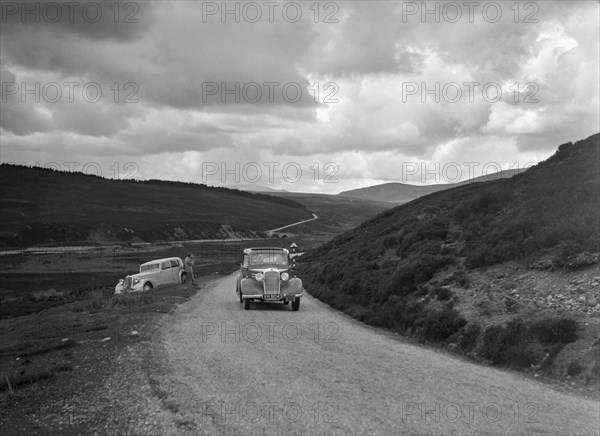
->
(283, 277), (303, 295)
(240, 278), (262, 295)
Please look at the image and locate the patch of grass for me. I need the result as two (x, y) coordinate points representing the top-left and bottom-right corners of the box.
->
(1, 369), (53, 392)
(109, 291), (151, 308)
(89, 290), (105, 310)
(16, 338), (75, 358)
(31, 289), (70, 302)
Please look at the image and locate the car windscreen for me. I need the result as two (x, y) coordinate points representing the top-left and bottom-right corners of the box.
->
(140, 263), (160, 273)
(248, 252), (288, 268)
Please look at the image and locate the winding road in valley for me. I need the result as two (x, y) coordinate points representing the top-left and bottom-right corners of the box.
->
(267, 214), (319, 235)
(123, 274), (599, 435)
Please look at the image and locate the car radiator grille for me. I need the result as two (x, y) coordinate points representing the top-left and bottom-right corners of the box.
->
(125, 277), (133, 289)
(263, 271), (280, 295)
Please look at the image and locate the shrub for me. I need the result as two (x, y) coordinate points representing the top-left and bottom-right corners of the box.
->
(432, 285), (453, 301)
(343, 305), (372, 322)
(388, 255), (453, 297)
(459, 323), (481, 351)
(481, 319), (530, 365)
(89, 290), (105, 310)
(417, 307), (466, 342)
(532, 317), (579, 344)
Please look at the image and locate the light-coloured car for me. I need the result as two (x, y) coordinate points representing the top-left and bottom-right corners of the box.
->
(115, 257), (187, 294)
(236, 247), (303, 311)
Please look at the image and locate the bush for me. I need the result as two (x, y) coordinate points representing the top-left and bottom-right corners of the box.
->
(89, 290), (105, 310)
(532, 317), (579, 344)
(459, 323), (481, 351)
(388, 254), (453, 297)
(432, 285), (453, 301)
(417, 307), (466, 342)
(481, 319), (530, 365)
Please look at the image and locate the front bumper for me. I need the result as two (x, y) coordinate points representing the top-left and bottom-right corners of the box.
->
(242, 293), (303, 301)
(241, 277), (303, 302)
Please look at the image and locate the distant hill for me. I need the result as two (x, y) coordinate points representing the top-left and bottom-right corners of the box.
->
(339, 168), (524, 204)
(299, 133), (599, 374)
(228, 184), (288, 193)
(264, 192), (392, 238)
(0, 165), (312, 248)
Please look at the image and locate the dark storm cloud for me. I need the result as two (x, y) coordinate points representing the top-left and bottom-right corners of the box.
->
(0, 0), (153, 41)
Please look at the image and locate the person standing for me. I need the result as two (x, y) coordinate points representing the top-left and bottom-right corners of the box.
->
(184, 253), (196, 285)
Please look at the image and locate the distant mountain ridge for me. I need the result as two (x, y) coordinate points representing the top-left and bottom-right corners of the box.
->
(339, 168), (524, 204)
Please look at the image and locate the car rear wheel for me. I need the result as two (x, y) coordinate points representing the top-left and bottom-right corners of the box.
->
(181, 273), (187, 284)
(143, 282), (153, 292)
(291, 299), (300, 311)
(243, 298), (250, 310)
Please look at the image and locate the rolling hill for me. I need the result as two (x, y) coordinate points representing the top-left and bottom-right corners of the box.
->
(299, 133), (599, 379)
(0, 165), (313, 248)
(259, 191), (392, 238)
(339, 168), (524, 204)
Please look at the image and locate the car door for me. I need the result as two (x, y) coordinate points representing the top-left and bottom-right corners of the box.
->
(170, 259), (181, 282)
(160, 260), (174, 284)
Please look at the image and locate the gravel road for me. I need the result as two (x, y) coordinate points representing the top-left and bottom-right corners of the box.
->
(136, 274), (599, 435)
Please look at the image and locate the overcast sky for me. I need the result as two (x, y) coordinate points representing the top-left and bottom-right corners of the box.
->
(1, 1), (598, 193)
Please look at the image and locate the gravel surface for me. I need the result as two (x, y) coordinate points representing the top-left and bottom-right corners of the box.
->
(113, 274), (599, 435)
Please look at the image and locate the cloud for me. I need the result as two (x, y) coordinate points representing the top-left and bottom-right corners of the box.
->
(1, 1), (598, 193)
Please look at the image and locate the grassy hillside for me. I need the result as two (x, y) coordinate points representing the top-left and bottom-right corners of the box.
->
(0, 165), (312, 247)
(299, 133), (599, 379)
(339, 168), (523, 204)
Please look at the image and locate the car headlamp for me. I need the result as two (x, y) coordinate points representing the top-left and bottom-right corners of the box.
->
(255, 273), (264, 282)
(281, 272), (290, 281)
(133, 278), (140, 284)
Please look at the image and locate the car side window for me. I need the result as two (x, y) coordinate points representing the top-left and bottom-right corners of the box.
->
(170, 260), (179, 268)
(162, 261), (171, 270)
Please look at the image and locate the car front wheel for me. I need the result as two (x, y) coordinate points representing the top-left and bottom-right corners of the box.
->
(181, 273), (187, 284)
(291, 299), (300, 311)
(143, 282), (153, 292)
(243, 298), (250, 310)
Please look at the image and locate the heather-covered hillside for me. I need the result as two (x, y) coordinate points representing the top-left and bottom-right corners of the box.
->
(299, 133), (599, 380)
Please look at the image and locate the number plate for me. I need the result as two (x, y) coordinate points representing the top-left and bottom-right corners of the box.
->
(264, 294), (281, 300)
